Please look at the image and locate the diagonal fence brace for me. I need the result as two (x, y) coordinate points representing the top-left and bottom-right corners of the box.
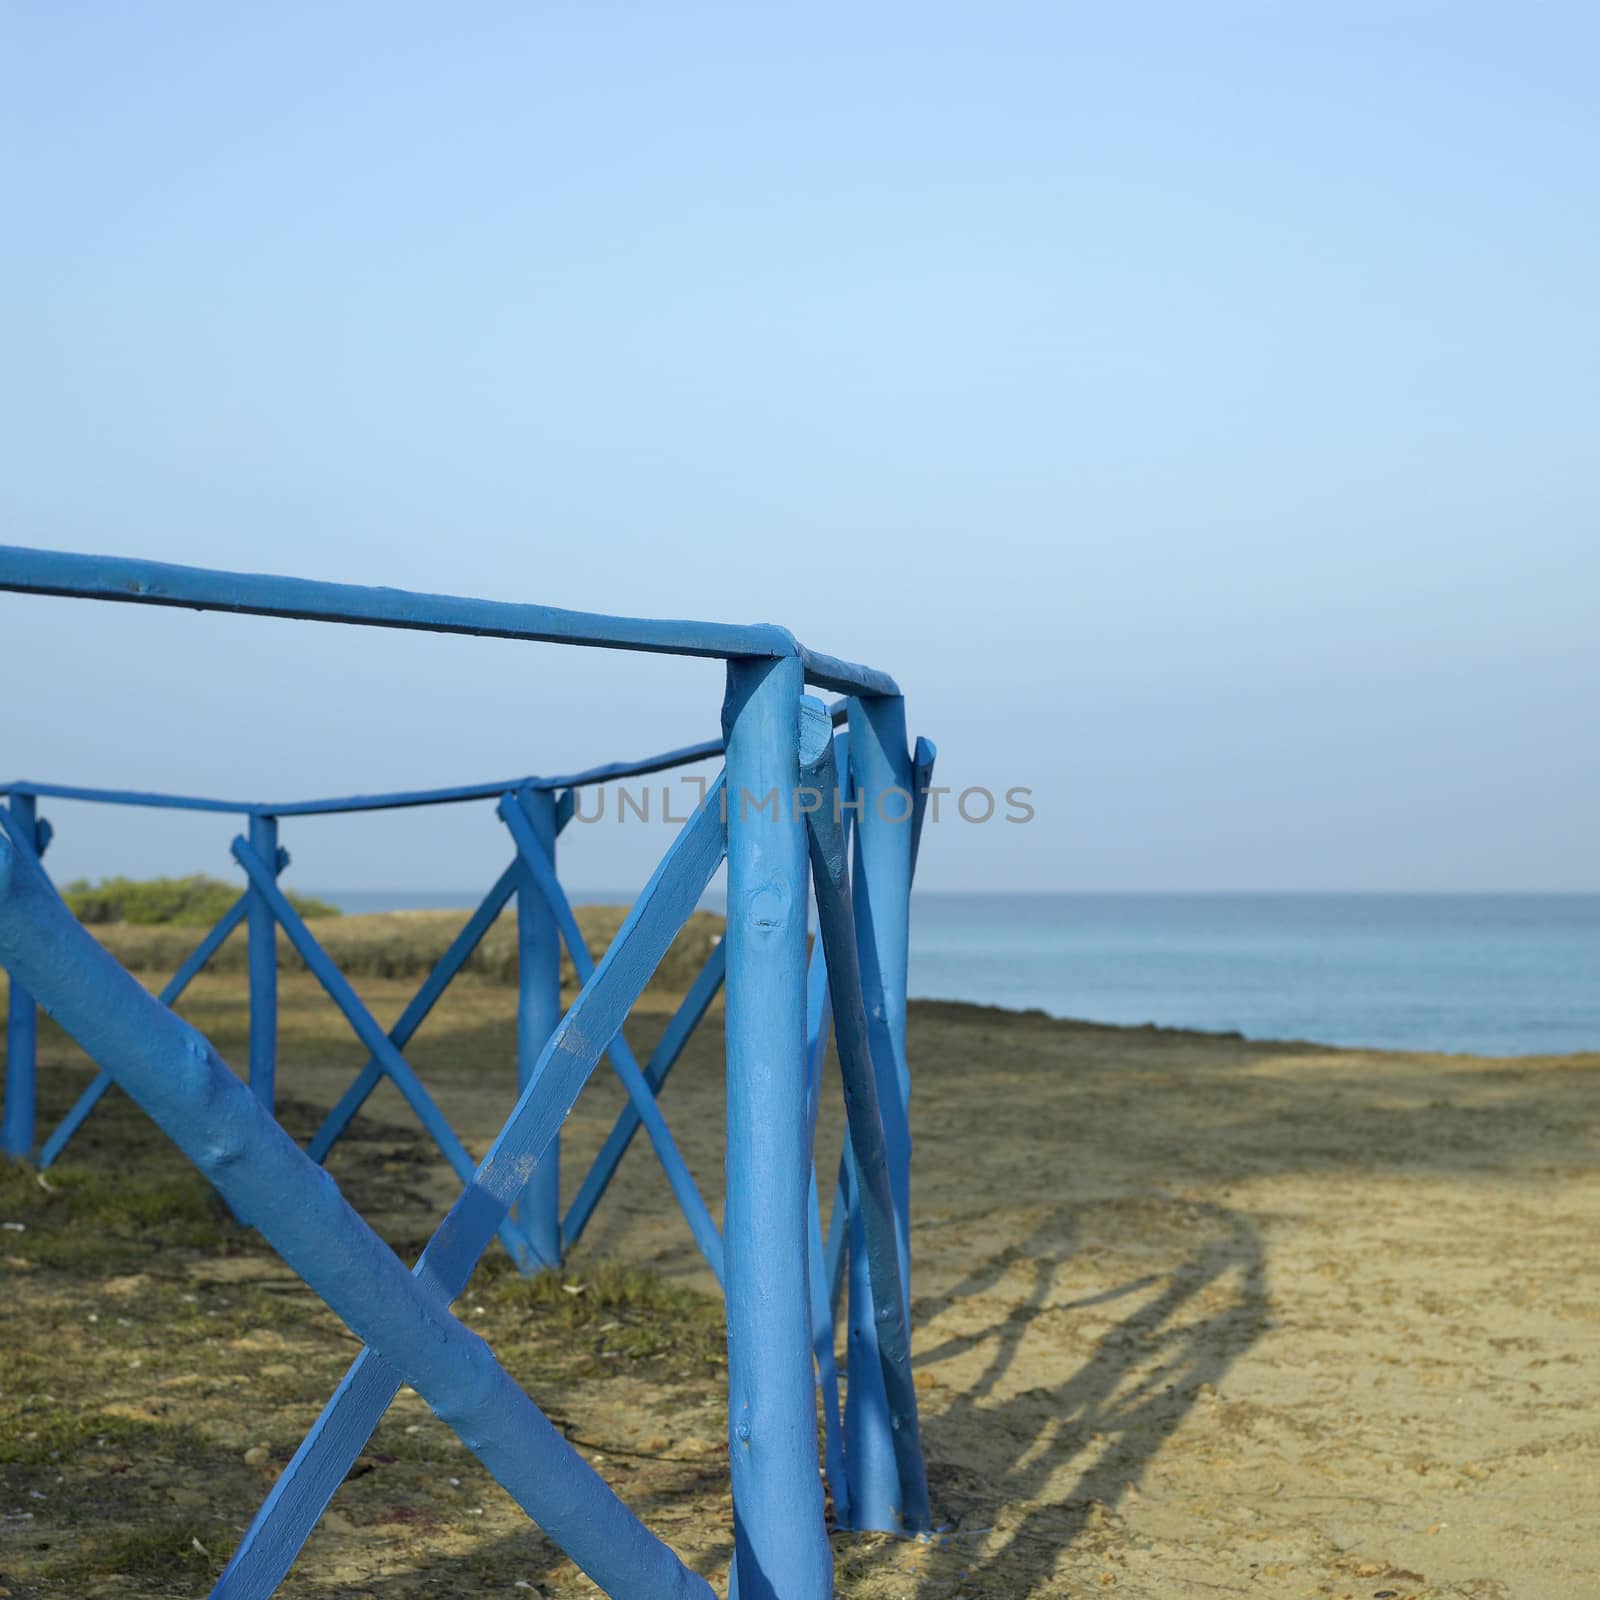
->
(800, 728), (856, 1527)
(498, 788), (726, 1285)
(230, 836), (537, 1271)
(305, 861), (519, 1165)
(908, 735), (937, 880)
(562, 934), (727, 1254)
(821, 731), (934, 1314)
(38, 893), (250, 1168)
(798, 697), (930, 1531)
(802, 928), (850, 1526)
(0, 811), (714, 1600)
(211, 780), (729, 1600)
(307, 791), (576, 1167)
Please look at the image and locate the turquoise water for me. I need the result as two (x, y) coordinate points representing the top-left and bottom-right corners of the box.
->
(907, 893), (1600, 1057)
(323, 890), (1600, 1058)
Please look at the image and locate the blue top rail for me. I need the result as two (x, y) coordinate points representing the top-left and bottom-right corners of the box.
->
(0, 545), (898, 699)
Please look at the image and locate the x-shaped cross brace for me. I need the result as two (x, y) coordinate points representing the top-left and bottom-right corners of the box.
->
(0, 786), (728, 1599)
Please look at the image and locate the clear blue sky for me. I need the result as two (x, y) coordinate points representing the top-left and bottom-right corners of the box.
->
(2, 3), (1595, 894)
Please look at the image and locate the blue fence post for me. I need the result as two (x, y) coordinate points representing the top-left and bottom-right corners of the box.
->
(512, 785), (562, 1267)
(721, 655), (832, 1600)
(2, 793), (42, 1160)
(841, 693), (916, 1531)
(246, 813), (280, 1112)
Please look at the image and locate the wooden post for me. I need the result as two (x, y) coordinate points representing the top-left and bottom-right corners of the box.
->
(842, 693), (916, 1531)
(246, 813), (279, 1113)
(800, 697), (929, 1529)
(722, 655), (832, 1600)
(501, 791), (726, 1284)
(1, 793), (40, 1160)
(512, 786), (562, 1267)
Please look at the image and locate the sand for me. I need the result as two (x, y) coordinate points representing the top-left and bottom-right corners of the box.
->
(2, 971), (1596, 1598)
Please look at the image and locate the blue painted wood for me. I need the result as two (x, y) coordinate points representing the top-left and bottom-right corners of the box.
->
(263, 747), (722, 814)
(814, 730), (857, 1325)
(849, 700), (915, 1118)
(230, 835), (536, 1272)
(530, 703), (848, 795)
(245, 815), (279, 1113)
(909, 735), (937, 879)
(802, 907), (831, 1139)
(305, 863), (519, 1165)
(801, 930), (850, 1528)
(214, 785), (728, 1599)
(562, 935), (726, 1254)
(0, 544), (898, 697)
(245, 729), (742, 815)
(0, 741), (669, 819)
(798, 645), (902, 700)
(530, 735), (729, 794)
(512, 787), (563, 1266)
(0, 545), (924, 1596)
(215, 1345), (413, 1600)
(721, 655), (832, 1600)
(1, 794), (40, 1159)
(839, 692), (917, 1533)
(822, 732), (931, 1324)
(0, 819), (713, 1600)
(806, 1168), (849, 1525)
(0, 773), (586, 817)
(498, 792), (726, 1286)
(846, 1201), (896, 1520)
(0, 705), (849, 818)
(801, 728), (856, 1519)
(798, 698), (929, 1529)
(38, 893), (250, 1168)
(824, 731), (932, 1320)
(824, 1152), (852, 1316)
(0, 780), (251, 815)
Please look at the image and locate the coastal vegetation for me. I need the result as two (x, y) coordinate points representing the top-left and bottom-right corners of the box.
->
(63, 874), (340, 928)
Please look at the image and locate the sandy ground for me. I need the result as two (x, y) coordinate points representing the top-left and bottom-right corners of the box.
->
(2, 968), (1597, 1598)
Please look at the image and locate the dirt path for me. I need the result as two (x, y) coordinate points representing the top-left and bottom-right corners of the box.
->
(3, 971), (1596, 1597)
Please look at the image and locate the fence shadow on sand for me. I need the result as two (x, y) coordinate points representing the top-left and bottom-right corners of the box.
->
(905, 1197), (1269, 1596)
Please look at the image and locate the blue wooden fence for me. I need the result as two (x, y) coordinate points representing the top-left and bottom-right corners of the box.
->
(0, 546), (936, 1600)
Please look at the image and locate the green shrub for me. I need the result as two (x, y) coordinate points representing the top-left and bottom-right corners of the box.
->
(62, 873), (341, 926)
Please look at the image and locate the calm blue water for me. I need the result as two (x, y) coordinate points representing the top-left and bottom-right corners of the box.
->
(320, 890), (1600, 1057)
(909, 893), (1600, 1057)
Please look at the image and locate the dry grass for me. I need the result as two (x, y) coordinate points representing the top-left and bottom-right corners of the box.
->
(0, 1062), (731, 1599)
(85, 903), (725, 992)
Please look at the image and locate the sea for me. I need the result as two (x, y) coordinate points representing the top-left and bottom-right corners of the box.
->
(322, 890), (1600, 1059)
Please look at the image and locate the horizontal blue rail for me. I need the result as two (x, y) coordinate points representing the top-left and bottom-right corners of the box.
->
(0, 544), (898, 698)
(0, 706), (847, 817)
